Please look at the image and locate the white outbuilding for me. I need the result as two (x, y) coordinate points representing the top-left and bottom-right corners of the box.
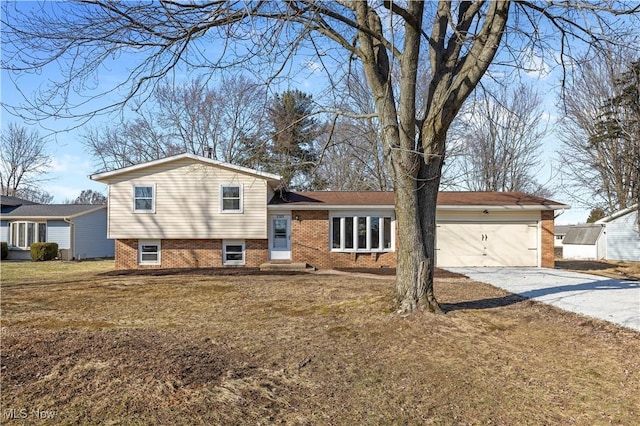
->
(596, 204), (640, 262)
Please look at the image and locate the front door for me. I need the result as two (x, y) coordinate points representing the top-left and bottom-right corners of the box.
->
(269, 214), (291, 260)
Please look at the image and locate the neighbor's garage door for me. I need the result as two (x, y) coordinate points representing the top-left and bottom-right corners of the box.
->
(436, 222), (538, 267)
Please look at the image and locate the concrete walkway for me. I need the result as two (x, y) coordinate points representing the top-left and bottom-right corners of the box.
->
(446, 267), (640, 332)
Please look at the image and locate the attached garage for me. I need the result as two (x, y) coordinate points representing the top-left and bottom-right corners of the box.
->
(271, 191), (568, 269)
(436, 222), (538, 267)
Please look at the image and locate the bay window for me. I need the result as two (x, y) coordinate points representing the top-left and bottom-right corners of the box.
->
(331, 214), (394, 252)
(9, 221), (47, 249)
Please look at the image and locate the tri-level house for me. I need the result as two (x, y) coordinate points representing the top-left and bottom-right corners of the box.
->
(90, 153), (569, 270)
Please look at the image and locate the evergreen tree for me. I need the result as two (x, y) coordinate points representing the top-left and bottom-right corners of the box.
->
(267, 90), (322, 189)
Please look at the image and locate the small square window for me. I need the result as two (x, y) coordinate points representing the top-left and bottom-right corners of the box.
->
(133, 185), (155, 213)
(221, 184), (242, 213)
(223, 240), (245, 266)
(139, 240), (161, 265)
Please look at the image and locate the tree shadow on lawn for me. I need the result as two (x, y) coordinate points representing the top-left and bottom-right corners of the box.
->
(443, 277), (639, 313)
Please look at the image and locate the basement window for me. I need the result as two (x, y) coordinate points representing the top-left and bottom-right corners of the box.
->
(138, 240), (161, 265)
(223, 240), (245, 266)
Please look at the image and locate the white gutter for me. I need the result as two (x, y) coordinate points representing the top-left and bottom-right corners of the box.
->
(268, 204), (570, 211)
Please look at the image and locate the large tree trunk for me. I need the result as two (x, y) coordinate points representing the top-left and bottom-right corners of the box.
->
(394, 136), (444, 314)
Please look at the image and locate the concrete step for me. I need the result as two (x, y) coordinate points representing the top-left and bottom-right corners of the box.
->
(259, 262), (315, 272)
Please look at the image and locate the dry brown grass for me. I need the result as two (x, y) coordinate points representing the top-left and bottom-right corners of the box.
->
(556, 259), (640, 281)
(1, 261), (639, 425)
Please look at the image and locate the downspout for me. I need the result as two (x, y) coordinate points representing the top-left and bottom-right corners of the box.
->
(64, 217), (75, 260)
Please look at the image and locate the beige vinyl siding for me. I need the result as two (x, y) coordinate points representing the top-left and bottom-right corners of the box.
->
(106, 158), (268, 239)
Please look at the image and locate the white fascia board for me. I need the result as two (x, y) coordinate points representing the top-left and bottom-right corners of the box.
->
(437, 204), (571, 211)
(3, 206), (107, 221)
(269, 204), (569, 211)
(596, 204), (639, 223)
(90, 153), (282, 182)
(268, 204), (394, 211)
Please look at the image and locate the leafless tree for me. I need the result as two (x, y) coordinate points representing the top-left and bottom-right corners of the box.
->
(0, 123), (51, 197)
(558, 45), (640, 214)
(2, 1), (639, 312)
(82, 76), (268, 171)
(449, 83), (550, 195)
(64, 189), (107, 205)
(317, 71), (392, 191)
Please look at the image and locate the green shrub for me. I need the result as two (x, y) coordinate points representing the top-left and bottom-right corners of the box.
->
(30, 242), (59, 261)
(1, 242), (7, 260)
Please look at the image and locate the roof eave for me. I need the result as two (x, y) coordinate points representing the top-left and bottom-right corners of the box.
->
(1, 205), (106, 220)
(595, 203), (639, 223)
(90, 153), (282, 182)
(268, 204), (570, 211)
(268, 204), (394, 211)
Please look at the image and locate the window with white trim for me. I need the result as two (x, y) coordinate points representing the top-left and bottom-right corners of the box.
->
(9, 221), (46, 249)
(133, 185), (155, 213)
(331, 215), (394, 252)
(138, 240), (161, 265)
(223, 240), (245, 265)
(221, 184), (243, 213)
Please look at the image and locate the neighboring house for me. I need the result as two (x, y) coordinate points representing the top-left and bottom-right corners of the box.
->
(596, 204), (640, 262)
(554, 225), (571, 248)
(0, 196), (114, 260)
(91, 153), (569, 270)
(562, 224), (606, 260)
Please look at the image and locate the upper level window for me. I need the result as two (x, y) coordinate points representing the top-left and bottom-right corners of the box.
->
(331, 215), (394, 252)
(221, 184), (243, 213)
(9, 221), (46, 250)
(133, 185), (155, 213)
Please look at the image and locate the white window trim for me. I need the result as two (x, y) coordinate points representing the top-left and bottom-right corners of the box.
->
(132, 184), (156, 213)
(330, 213), (395, 253)
(8, 221), (47, 250)
(138, 240), (161, 265)
(220, 183), (243, 213)
(223, 240), (246, 266)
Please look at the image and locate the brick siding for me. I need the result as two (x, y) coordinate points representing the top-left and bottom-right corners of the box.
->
(115, 238), (267, 269)
(291, 210), (396, 270)
(541, 210), (555, 268)
(115, 209), (557, 270)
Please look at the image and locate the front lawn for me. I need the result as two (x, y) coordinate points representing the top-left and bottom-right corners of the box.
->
(1, 261), (638, 424)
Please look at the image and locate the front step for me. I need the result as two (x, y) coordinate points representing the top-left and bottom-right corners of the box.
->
(259, 262), (315, 272)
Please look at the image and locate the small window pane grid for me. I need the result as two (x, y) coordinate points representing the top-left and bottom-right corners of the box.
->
(138, 241), (160, 265)
(223, 241), (245, 265)
(8, 221), (46, 249)
(331, 216), (393, 252)
(221, 185), (241, 212)
(134, 185), (154, 212)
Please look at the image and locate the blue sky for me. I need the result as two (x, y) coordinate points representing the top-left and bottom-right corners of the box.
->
(0, 2), (589, 223)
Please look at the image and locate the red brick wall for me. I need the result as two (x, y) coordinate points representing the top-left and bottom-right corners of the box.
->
(115, 239), (267, 269)
(541, 210), (555, 268)
(291, 210), (396, 270)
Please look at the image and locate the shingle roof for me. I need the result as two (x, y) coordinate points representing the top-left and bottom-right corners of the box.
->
(1, 204), (105, 219)
(269, 191), (568, 209)
(0, 195), (39, 207)
(562, 225), (604, 245)
(555, 225), (572, 236)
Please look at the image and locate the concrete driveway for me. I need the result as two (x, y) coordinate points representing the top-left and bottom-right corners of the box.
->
(446, 267), (640, 332)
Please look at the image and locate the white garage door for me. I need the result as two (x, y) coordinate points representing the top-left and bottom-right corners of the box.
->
(436, 222), (538, 267)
